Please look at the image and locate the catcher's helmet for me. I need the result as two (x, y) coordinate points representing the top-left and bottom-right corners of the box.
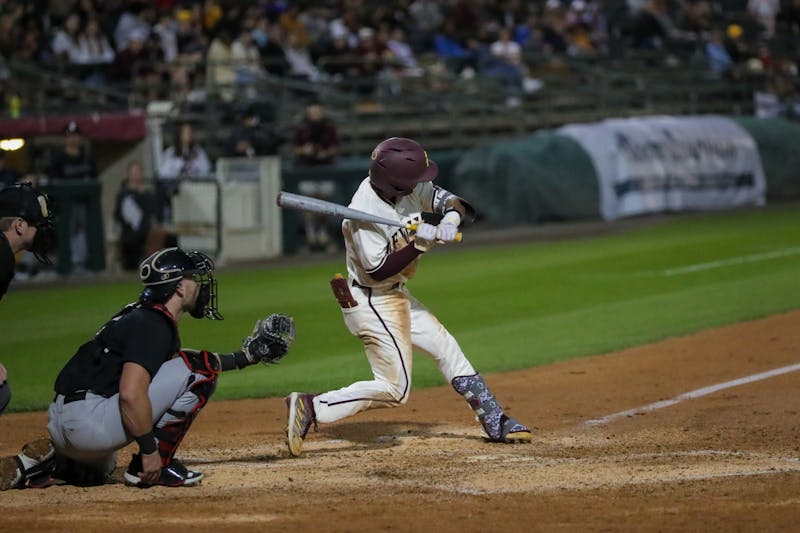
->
(368, 137), (438, 198)
(0, 182), (56, 264)
(138, 247), (223, 320)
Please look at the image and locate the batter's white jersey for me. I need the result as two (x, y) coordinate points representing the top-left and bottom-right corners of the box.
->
(312, 177), (476, 424)
(342, 177), (437, 290)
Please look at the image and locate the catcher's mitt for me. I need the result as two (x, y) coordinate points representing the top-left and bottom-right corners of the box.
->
(241, 314), (296, 364)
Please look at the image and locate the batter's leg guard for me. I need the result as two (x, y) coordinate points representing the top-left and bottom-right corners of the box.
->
(452, 373), (531, 443)
(0, 438), (56, 490)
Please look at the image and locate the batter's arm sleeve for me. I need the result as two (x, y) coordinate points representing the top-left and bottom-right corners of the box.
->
(369, 244), (423, 280)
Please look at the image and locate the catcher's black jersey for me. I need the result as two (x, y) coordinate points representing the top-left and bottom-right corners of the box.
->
(54, 303), (180, 397)
(0, 233), (15, 301)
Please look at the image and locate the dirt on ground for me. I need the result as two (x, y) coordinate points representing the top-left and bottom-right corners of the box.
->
(1, 310), (799, 532)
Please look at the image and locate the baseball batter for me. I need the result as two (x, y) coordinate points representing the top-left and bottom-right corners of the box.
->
(286, 137), (531, 456)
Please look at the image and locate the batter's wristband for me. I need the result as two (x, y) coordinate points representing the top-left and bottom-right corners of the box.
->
(135, 431), (157, 455)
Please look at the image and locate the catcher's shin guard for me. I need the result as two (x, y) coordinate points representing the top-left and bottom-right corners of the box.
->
(0, 438), (56, 490)
(153, 351), (219, 466)
(452, 374), (531, 443)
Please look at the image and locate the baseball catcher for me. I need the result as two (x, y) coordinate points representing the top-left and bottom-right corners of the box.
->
(0, 247), (295, 490)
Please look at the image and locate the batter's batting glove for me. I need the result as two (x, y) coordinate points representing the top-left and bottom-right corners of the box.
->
(437, 223), (459, 242)
(413, 222), (438, 252)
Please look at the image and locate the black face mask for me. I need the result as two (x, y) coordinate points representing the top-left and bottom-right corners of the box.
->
(190, 275), (222, 320)
(187, 250), (223, 320)
(31, 216), (56, 265)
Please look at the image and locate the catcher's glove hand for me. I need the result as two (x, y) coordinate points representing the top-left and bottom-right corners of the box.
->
(241, 314), (296, 365)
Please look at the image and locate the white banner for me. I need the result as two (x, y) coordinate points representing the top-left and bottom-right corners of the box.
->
(558, 116), (766, 220)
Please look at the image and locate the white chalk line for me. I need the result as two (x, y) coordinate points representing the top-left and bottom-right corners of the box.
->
(585, 362), (800, 427)
(662, 247), (800, 276)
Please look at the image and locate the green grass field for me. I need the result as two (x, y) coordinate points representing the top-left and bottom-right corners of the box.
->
(1, 205), (798, 412)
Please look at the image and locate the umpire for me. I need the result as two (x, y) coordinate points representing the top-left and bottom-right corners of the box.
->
(0, 182), (56, 414)
(0, 247), (296, 490)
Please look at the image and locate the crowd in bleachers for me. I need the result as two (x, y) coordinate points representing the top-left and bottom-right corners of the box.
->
(0, 0), (796, 113)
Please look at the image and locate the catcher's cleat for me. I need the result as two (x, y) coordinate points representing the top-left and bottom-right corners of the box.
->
(124, 454), (203, 488)
(0, 438), (56, 491)
(285, 392), (317, 457)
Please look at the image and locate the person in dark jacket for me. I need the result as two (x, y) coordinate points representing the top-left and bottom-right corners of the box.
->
(0, 182), (56, 414)
(114, 161), (161, 271)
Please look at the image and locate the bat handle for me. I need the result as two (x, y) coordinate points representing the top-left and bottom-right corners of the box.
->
(406, 223), (463, 243)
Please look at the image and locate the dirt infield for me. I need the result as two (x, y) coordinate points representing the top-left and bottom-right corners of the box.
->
(1, 310), (799, 532)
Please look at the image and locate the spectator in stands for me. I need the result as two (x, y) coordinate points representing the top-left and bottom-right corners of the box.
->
(293, 101), (340, 252)
(159, 121), (211, 179)
(206, 24), (236, 101)
(485, 27), (526, 105)
(350, 26), (391, 95)
(154, 11), (178, 63)
(279, 5), (310, 48)
(114, 1), (154, 52)
(76, 18), (115, 66)
(231, 25), (264, 87)
(434, 20), (475, 74)
(74, 17), (115, 85)
(748, 0), (781, 38)
(254, 20), (289, 76)
(51, 12), (83, 64)
(320, 32), (357, 81)
(157, 121), (210, 222)
(285, 30), (322, 83)
(408, 0), (444, 51)
(540, 1), (570, 55)
(293, 101), (339, 166)
(224, 105), (282, 158)
(631, 0), (684, 51)
(175, 6), (206, 59)
(113, 161), (160, 271)
(386, 28), (420, 73)
(47, 121), (99, 273)
(706, 27), (734, 77)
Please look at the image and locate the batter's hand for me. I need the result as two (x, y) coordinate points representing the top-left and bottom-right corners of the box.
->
(413, 222), (438, 252)
(437, 223), (459, 243)
(139, 450), (161, 485)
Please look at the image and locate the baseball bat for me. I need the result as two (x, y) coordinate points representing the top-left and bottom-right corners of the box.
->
(276, 191), (462, 242)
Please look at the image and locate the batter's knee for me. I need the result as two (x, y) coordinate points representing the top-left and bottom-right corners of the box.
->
(386, 383), (410, 405)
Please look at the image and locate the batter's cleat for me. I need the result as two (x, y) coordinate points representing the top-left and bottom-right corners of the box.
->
(0, 438), (56, 490)
(124, 454), (203, 488)
(492, 415), (532, 444)
(285, 392), (317, 457)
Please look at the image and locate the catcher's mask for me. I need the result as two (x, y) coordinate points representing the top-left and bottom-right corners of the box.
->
(368, 137), (438, 199)
(138, 247), (223, 320)
(0, 182), (56, 264)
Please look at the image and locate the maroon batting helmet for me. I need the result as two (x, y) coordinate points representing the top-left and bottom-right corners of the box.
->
(368, 137), (438, 197)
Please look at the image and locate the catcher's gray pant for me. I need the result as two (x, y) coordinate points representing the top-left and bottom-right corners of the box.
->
(313, 283), (475, 424)
(47, 357), (207, 476)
